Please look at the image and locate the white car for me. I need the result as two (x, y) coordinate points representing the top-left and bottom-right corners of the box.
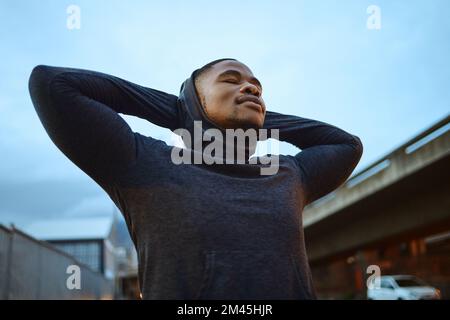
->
(367, 275), (441, 300)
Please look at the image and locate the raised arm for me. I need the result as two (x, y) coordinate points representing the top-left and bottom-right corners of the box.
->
(263, 111), (363, 206)
(28, 65), (179, 185)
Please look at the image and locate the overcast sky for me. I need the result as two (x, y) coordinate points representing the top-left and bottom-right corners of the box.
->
(1, 0), (449, 229)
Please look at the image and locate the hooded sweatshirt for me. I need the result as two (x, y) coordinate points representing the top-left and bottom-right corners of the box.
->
(28, 65), (363, 299)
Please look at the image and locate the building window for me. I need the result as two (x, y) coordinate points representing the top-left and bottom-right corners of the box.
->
(53, 241), (101, 272)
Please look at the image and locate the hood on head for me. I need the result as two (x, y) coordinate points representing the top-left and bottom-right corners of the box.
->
(177, 69), (225, 139)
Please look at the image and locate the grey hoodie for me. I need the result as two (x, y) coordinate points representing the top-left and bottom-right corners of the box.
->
(28, 64), (363, 299)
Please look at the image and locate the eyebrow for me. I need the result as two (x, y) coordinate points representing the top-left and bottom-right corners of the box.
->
(217, 69), (263, 90)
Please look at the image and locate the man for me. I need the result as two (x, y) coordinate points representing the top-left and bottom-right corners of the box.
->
(28, 58), (363, 299)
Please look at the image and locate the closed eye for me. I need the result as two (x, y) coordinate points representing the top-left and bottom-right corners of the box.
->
(217, 69), (263, 92)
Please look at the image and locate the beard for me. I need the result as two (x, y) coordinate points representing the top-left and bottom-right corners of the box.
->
(226, 110), (263, 131)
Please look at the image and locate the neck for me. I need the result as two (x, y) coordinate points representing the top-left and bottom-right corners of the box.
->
(183, 123), (257, 164)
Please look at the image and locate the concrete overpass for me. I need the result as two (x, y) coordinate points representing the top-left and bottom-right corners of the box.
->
(303, 114), (450, 264)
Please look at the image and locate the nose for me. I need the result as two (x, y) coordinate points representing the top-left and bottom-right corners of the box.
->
(240, 82), (261, 97)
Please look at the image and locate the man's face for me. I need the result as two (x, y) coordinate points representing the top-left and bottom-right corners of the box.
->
(195, 60), (266, 130)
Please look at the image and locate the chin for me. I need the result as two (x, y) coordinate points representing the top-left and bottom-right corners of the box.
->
(237, 118), (263, 130)
(223, 112), (264, 130)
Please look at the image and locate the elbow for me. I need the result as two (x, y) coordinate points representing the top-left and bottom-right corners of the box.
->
(28, 65), (63, 108)
(29, 65), (51, 85)
(29, 64), (64, 91)
(350, 134), (364, 162)
(28, 65), (51, 100)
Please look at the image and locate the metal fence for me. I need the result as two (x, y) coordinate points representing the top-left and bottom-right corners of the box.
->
(0, 225), (114, 300)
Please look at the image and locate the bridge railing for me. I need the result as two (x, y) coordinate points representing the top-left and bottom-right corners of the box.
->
(304, 114), (450, 226)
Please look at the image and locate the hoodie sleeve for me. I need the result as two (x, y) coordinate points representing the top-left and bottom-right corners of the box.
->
(263, 111), (363, 206)
(28, 65), (179, 185)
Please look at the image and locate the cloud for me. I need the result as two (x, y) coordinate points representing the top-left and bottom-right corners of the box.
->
(0, 177), (107, 227)
(63, 194), (115, 217)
